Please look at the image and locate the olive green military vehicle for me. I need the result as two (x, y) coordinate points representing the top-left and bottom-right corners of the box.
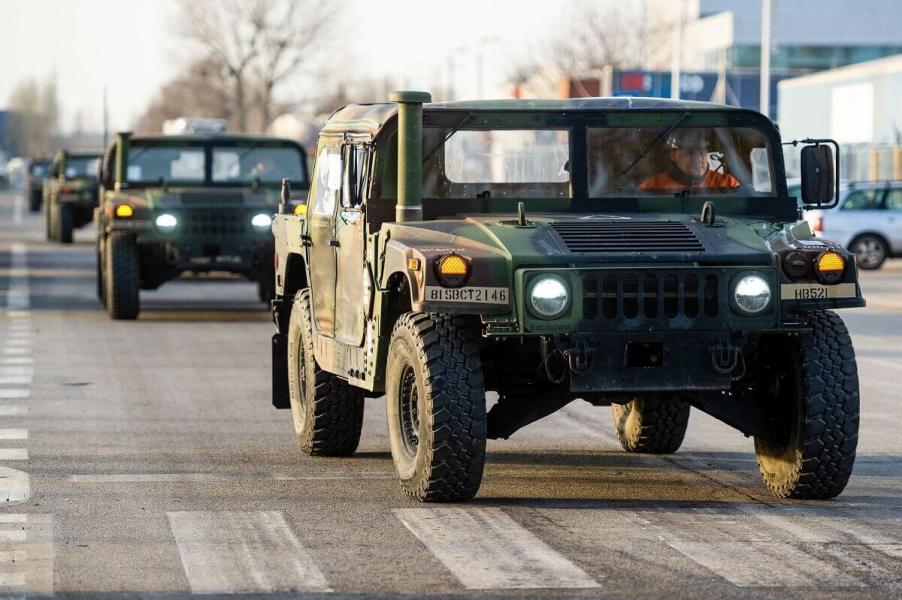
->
(25, 157), (51, 212)
(96, 132), (309, 320)
(44, 150), (102, 243)
(271, 92), (863, 502)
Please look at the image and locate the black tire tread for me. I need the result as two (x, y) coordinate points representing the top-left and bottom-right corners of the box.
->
(105, 232), (140, 320)
(613, 397), (690, 454)
(390, 312), (486, 502)
(755, 310), (859, 499)
(292, 289), (364, 456)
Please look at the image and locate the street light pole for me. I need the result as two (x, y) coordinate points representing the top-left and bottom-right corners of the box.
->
(760, 0), (773, 118)
(670, 0), (684, 100)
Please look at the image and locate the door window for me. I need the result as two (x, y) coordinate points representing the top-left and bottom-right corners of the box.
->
(341, 145), (369, 209)
(884, 189), (902, 210)
(311, 146), (342, 216)
(841, 190), (882, 210)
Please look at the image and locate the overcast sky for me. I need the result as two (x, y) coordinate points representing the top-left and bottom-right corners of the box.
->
(2, 0), (579, 133)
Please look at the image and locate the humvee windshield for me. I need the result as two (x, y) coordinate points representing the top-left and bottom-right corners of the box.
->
(125, 143), (305, 187)
(421, 116), (777, 207)
(64, 157), (98, 179)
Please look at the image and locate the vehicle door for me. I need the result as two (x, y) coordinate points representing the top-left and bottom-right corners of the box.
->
(334, 142), (371, 347)
(832, 187), (885, 247)
(882, 187), (902, 254)
(306, 141), (342, 337)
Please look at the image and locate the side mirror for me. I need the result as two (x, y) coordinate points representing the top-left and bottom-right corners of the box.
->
(799, 140), (839, 208)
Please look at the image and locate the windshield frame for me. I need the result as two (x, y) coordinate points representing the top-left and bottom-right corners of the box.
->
(118, 139), (309, 189)
(413, 108), (793, 220)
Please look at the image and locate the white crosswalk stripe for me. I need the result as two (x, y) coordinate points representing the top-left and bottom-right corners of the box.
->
(395, 508), (600, 590)
(168, 511), (331, 594)
(0, 389), (29, 399)
(0, 514), (53, 597)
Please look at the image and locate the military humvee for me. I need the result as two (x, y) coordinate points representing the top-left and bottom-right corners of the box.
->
(271, 92), (863, 502)
(44, 150), (102, 243)
(26, 157), (51, 212)
(96, 132), (309, 320)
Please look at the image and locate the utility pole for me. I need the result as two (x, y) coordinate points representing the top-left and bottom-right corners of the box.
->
(760, 0), (773, 118)
(670, 0), (685, 100)
(102, 86), (109, 149)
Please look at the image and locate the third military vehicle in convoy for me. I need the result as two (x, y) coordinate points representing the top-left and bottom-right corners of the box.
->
(45, 150), (102, 243)
(271, 92), (863, 502)
(26, 157), (51, 212)
(96, 132), (309, 319)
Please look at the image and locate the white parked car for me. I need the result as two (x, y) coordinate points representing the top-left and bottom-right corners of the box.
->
(804, 181), (902, 270)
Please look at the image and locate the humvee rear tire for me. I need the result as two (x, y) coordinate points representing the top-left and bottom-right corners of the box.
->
(257, 277), (275, 305)
(287, 288), (364, 456)
(104, 232), (140, 320)
(386, 313), (486, 502)
(29, 191), (41, 212)
(96, 240), (106, 307)
(612, 397), (690, 454)
(58, 204), (74, 244)
(754, 311), (859, 499)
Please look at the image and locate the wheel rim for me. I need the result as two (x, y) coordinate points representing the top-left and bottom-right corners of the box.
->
(854, 237), (884, 268)
(297, 344), (308, 413)
(398, 363), (420, 456)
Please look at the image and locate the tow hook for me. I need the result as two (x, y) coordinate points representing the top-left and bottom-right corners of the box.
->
(565, 341), (594, 375)
(710, 340), (745, 379)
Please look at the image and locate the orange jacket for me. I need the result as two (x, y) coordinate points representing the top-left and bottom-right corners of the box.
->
(640, 169), (740, 191)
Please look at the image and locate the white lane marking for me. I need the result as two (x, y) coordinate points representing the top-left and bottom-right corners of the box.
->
(0, 389), (29, 399)
(0, 450), (28, 460)
(0, 430), (27, 441)
(0, 367), (33, 378)
(668, 541), (863, 587)
(5, 311), (29, 319)
(0, 467), (29, 503)
(69, 472), (395, 483)
(0, 514), (54, 596)
(395, 508), (600, 590)
(0, 357), (33, 365)
(2, 339), (31, 347)
(0, 406), (27, 416)
(1, 348), (29, 355)
(168, 511), (331, 594)
(0, 377), (31, 386)
(736, 504), (902, 545)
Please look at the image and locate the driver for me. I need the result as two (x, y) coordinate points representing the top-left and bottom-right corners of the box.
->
(639, 129), (740, 191)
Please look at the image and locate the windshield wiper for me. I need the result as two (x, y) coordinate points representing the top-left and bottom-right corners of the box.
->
(422, 112), (473, 164)
(619, 111), (690, 179)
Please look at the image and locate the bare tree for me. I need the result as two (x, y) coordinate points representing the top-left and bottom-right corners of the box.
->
(176, 0), (340, 133)
(134, 58), (232, 134)
(7, 77), (59, 156)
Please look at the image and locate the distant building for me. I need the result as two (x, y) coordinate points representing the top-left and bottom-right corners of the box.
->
(778, 53), (902, 180)
(644, 0), (902, 72)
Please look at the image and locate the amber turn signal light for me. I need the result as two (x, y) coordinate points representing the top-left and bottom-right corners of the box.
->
(293, 203), (306, 216)
(435, 254), (470, 287)
(815, 251), (845, 283)
(115, 204), (134, 218)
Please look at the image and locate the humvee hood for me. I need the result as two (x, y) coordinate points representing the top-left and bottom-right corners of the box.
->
(387, 213), (776, 266)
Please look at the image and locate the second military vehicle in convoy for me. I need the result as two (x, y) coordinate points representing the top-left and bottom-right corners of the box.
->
(45, 150), (102, 243)
(271, 92), (863, 503)
(96, 132), (309, 319)
(25, 157), (51, 212)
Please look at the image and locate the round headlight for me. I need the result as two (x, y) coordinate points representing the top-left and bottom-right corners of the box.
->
(252, 213), (273, 229)
(529, 275), (569, 318)
(155, 213), (177, 231)
(733, 274), (771, 314)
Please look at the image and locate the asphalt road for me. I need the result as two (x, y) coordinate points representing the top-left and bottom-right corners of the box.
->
(0, 189), (900, 599)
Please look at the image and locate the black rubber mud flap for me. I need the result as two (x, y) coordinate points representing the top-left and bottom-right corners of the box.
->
(272, 333), (290, 409)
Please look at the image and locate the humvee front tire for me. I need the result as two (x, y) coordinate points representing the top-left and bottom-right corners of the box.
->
(612, 397), (690, 454)
(96, 240), (106, 306)
(754, 311), (859, 499)
(58, 204), (74, 244)
(45, 202), (55, 240)
(104, 232), (140, 320)
(287, 288), (364, 455)
(386, 313), (487, 502)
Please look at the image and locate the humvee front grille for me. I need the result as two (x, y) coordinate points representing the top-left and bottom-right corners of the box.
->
(551, 221), (704, 253)
(582, 270), (720, 323)
(182, 210), (247, 236)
